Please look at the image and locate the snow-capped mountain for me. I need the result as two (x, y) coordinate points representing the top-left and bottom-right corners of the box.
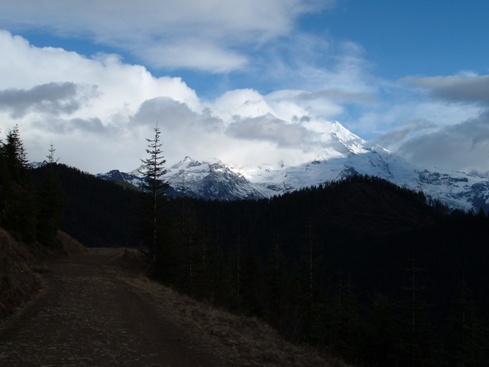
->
(164, 157), (263, 200)
(97, 120), (489, 211)
(97, 169), (145, 188)
(97, 156), (262, 201)
(245, 148), (489, 211)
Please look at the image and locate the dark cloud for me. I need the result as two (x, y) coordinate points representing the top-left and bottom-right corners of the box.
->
(132, 97), (222, 132)
(0, 82), (99, 118)
(226, 114), (311, 147)
(409, 75), (489, 106)
(298, 90), (377, 104)
(69, 117), (105, 134)
(133, 97), (196, 126)
(397, 111), (489, 172)
(374, 119), (437, 148)
(33, 117), (106, 135)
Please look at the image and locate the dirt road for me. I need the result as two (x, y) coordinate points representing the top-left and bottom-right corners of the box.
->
(0, 248), (220, 367)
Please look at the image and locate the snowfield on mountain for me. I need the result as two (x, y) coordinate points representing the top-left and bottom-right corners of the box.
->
(98, 120), (489, 212)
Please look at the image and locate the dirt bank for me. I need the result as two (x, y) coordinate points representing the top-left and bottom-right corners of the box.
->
(0, 248), (219, 366)
(0, 248), (351, 367)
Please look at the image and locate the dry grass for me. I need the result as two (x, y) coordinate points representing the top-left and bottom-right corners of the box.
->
(120, 269), (352, 367)
(1, 242), (353, 366)
(0, 228), (41, 319)
(0, 228), (87, 320)
(55, 230), (89, 256)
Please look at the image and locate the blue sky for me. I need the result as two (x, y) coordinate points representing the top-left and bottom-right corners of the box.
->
(1, 0), (489, 175)
(318, 1), (489, 78)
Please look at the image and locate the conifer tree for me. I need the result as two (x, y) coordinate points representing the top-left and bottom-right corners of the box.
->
(138, 125), (169, 264)
(224, 221), (244, 311)
(0, 129), (7, 224)
(449, 281), (487, 367)
(191, 221), (220, 300)
(326, 272), (362, 360)
(2, 126), (38, 242)
(240, 238), (264, 316)
(37, 143), (66, 247)
(365, 292), (398, 366)
(266, 238), (287, 329)
(295, 216), (322, 310)
(293, 217), (328, 347)
(396, 260), (436, 367)
(179, 196), (200, 297)
(4, 125), (28, 181)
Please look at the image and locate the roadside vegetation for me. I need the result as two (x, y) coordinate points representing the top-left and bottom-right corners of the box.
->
(0, 227), (86, 320)
(0, 125), (86, 319)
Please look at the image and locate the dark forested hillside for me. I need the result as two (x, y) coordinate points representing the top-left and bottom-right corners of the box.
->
(167, 176), (489, 366)
(31, 164), (140, 247)
(29, 166), (489, 366)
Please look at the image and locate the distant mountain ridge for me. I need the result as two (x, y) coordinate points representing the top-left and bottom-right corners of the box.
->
(98, 153), (489, 211)
(98, 157), (262, 201)
(164, 156), (263, 200)
(96, 120), (489, 211)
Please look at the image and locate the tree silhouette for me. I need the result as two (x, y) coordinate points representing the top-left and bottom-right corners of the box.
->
(397, 260), (436, 367)
(36, 143), (66, 247)
(1, 126), (38, 242)
(449, 281), (487, 366)
(138, 125), (169, 263)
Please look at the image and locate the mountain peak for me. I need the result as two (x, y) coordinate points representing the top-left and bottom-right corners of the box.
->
(95, 118), (489, 211)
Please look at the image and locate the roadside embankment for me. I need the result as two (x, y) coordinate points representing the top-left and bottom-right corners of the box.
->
(0, 228), (87, 320)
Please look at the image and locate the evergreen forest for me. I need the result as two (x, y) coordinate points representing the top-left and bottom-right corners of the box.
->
(2, 126), (489, 366)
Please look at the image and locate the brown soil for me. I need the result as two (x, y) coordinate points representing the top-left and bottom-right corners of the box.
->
(0, 248), (220, 367)
(0, 229), (89, 320)
(0, 247), (351, 367)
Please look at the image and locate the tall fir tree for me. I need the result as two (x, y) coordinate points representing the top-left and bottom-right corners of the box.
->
(0, 129), (7, 224)
(223, 220), (244, 311)
(36, 143), (66, 247)
(291, 216), (329, 348)
(326, 272), (362, 362)
(178, 196), (200, 297)
(396, 260), (436, 367)
(240, 239), (264, 316)
(138, 125), (169, 266)
(266, 238), (289, 333)
(365, 292), (398, 366)
(2, 126), (38, 242)
(4, 125), (28, 181)
(448, 281), (488, 367)
(295, 216), (323, 311)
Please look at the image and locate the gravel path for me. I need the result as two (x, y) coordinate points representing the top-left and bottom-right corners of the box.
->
(0, 249), (220, 367)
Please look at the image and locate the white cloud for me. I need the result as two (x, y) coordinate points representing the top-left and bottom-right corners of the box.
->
(2, 28), (489, 177)
(0, 30), (201, 109)
(140, 41), (248, 73)
(0, 30), (344, 173)
(0, 0), (335, 73)
(213, 89), (273, 120)
(0, 31), (203, 172)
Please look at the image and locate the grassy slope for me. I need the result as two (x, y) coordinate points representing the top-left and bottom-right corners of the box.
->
(119, 249), (354, 367)
(1, 233), (354, 366)
(0, 228), (87, 320)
